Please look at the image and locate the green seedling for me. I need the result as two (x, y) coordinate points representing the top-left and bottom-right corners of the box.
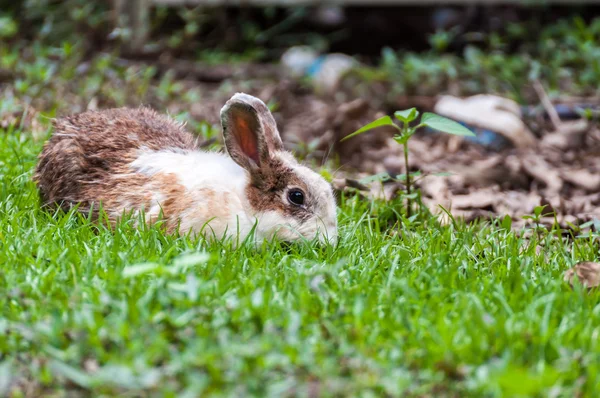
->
(342, 108), (475, 216)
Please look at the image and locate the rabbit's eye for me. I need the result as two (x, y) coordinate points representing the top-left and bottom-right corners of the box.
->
(288, 189), (305, 206)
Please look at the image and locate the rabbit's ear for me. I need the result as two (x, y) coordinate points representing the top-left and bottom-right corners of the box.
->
(220, 93), (283, 171)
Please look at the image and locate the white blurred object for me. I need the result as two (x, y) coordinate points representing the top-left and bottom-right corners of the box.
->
(281, 46), (319, 77)
(314, 5), (345, 26)
(312, 54), (357, 94)
(281, 46), (357, 94)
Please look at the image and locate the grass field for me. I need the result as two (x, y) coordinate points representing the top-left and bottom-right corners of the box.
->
(2, 12), (600, 395)
(1, 127), (600, 397)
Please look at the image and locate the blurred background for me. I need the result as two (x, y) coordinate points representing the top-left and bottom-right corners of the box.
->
(2, 0), (600, 226)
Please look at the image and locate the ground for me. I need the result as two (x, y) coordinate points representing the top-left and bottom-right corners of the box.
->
(2, 7), (600, 397)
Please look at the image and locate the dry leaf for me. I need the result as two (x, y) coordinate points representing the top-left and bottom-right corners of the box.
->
(541, 120), (588, 150)
(451, 189), (497, 209)
(561, 169), (600, 191)
(564, 262), (600, 289)
(434, 94), (536, 148)
(520, 151), (563, 194)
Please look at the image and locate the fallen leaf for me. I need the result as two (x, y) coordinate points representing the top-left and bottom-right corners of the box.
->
(561, 169), (600, 191)
(541, 120), (587, 150)
(564, 262), (600, 289)
(520, 151), (563, 194)
(434, 94), (537, 148)
(451, 189), (497, 209)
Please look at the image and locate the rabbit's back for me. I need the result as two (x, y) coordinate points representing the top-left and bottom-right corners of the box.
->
(34, 107), (199, 217)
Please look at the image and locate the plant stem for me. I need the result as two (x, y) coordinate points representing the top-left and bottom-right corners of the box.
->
(403, 142), (411, 218)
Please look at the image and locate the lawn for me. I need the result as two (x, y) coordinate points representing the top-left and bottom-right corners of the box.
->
(1, 126), (599, 396)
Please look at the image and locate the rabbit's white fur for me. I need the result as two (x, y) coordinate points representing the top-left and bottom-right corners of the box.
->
(130, 148), (257, 241)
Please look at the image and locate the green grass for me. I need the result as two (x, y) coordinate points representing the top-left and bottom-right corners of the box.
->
(2, 11), (600, 396)
(1, 128), (600, 397)
(350, 16), (600, 103)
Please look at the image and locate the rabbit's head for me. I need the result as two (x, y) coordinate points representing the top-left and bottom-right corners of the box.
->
(221, 93), (338, 244)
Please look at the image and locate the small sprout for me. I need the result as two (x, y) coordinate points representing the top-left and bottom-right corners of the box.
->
(564, 262), (600, 290)
(394, 108), (419, 123)
(341, 108), (475, 216)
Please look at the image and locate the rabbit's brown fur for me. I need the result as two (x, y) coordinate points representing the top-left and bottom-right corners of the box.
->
(34, 107), (197, 221)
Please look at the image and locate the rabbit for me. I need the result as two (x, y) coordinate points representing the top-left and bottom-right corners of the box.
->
(34, 93), (338, 244)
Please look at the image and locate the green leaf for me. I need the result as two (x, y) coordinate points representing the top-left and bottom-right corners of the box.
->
(341, 116), (398, 142)
(396, 171), (422, 181)
(122, 262), (161, 278)
(171, 252), (209, 274)
(394, 108), (419, 123)
(421, 113), (476, 136)
(0, 16), (18, 39)
(358, 172), (391, 184)
(533, 205), (550, 217)
(319, 169), (333, 182)
(50, 360), (93, 389)
(501, 215), (512, 230)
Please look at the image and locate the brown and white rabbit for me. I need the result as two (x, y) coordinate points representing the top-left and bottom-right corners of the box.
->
(34, 93), (338, 244)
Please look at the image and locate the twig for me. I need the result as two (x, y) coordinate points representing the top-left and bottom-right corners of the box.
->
(403, 143), (411, 218)
(533, 80), (562, 131)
